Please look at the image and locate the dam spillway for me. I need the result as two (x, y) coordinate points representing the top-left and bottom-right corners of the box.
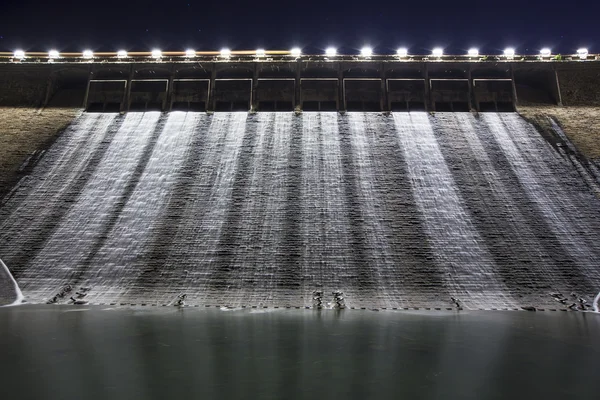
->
(1, 111), (600, 309)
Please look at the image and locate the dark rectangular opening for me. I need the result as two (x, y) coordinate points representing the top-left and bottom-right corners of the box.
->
(276, 101), (293, 111)
(105, 103), (121, 112)
(302, 101), (337, 111)
(215, 101), (249, 111)
(257, 101), (294, 111)
(346, 101), (381, 111)
(302, 101), (319, 111)
(320, 101), (337, 111)
(408, 101), (426, 111)
(131, 81), (167, 93)
(215, 102), (231, 111)
(232, 101), (249, 111)
(172, 101), (206, 111)
(259, 101), (276, 111)
(391, 101), (409, 111)
(129, 102), (147, 111)
(87, 103), (105, 112)
(435, 102), (453, 112)
(479, 102), (497, 112)
(146, 102), (163, 111)
(452, 102), (470, 112)
(497, 102), (515, 112)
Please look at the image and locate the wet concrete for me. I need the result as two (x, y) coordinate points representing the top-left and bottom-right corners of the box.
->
(1, 111), (599, 310)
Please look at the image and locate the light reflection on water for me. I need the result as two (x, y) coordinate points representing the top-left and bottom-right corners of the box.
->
(1, 306), (599, 399)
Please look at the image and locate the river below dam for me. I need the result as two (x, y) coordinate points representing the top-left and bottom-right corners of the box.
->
(0, 306), (599, 400)
(0, 111), (599, 309)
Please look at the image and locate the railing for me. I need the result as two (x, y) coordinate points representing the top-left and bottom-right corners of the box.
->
(1, 52), (598, 63)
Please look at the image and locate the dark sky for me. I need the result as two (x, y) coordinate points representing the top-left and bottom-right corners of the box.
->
(2, 0), (599, 55)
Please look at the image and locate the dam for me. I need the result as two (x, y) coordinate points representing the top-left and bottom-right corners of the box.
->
(1, 51), (591, 112)
(0, 54), (600, 310)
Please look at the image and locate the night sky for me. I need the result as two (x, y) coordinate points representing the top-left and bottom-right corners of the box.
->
(2, 0), (599, 55)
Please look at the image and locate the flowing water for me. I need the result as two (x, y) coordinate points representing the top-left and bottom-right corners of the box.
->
(1, 112), (599, 309)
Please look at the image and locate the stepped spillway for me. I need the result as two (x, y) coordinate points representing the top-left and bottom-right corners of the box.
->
(1, 111), (599, 309)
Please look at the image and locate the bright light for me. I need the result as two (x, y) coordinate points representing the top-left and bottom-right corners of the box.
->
(82, 50), (94, 59)
(256, 48), (266, 57)
(468, 48), (479, 57)
(432, 48), (443, 57)
(48, 50), (59, 59)
(220, 48), (231, 58)
(360, 46), (373, 57)
(325, 47), (337, 57)
(185, 49), (196, 58)
(540, 48), (551, 57)
(577, 48), (589, 60)
(504, 48), (515, 57)
(13, 50), (25, 59)
(117, 50), (128, 58)
(290, 47), (302, 57)
(396, 48), (408, 57)
(151, 49), (162, 58)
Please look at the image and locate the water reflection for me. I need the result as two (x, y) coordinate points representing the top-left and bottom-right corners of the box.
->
(1, 307), (599, 399)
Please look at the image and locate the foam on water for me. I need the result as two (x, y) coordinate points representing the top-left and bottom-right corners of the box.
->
(0, 258), (24, 306)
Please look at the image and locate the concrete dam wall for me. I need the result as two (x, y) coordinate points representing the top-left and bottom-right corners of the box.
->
(2, 57), (599, 111)
(1, 111), (599, 309)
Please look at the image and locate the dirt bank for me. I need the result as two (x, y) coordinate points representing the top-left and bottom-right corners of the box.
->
(518, 106), (600, 162)
(0, 108), (80, 198)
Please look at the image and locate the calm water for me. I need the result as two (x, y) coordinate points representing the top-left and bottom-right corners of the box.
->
(1, 306), (599, 399)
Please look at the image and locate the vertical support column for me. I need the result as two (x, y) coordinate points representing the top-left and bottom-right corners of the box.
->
(467, 64), (475, 111)
(251, 64), (259, 111)
(295, 60), (302, 111)
(121, 64), (134, 113)
(165, 65), (174, 112)
(338, 63), (344, 111)
(423, 63), (431, 111)
(509, 64), (519, 109)
(553, 66), (563, 106)
(208, 64), (217, 112)
(42, 70), (56, 108)
(381, 62), (388, 112)
(82, 65), (93, 110)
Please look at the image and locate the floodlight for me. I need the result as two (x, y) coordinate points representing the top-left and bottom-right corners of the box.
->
(360, 46), (373, 57)
(290, 47), (302, 57)
(48, 50), (59, 59)
(117, 50), (128, 58)
(577, 48), (589, 60)
(82, 50), (94, 59)
(256, 48), (266, 57)
(325, 47), (337, 57)
(468, 48), (479, 57)
(432, 48), (443, 57)
(151, 49), (162, 58)
(396, 48), (408, 57)
(185, 49), (196, 58)
(13, 50), (25, 59)
(504, 48), (515, 57)
(540, 48), (551, 57)
(220, 48), (231, 58)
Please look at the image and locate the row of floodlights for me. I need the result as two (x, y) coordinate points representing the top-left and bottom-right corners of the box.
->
(11, 47), (591, 60)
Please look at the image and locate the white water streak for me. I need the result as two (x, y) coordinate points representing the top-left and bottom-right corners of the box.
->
(0, 258), (24, 306)
(392, 112), (514, 309)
